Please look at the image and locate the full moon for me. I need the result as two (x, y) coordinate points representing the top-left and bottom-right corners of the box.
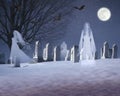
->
(97, 7), (111, 21)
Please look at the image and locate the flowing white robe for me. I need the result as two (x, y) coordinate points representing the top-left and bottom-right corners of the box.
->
(10, 31), (31, 63)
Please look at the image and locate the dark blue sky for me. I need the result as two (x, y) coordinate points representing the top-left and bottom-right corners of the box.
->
(60, 0), (120, 57)
(0, 0), (120, 62)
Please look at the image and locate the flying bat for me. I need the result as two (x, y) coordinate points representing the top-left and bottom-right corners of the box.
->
(74, 5), (85, 11)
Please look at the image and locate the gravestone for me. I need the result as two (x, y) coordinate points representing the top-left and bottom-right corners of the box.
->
(14, 57), (20, 67)
(53, 46), (60, 61)
(102, 41), (109, 59)
(108, 49), (112, 58)
(43, 43), (49, 61)
(33, 41), (39, 62)
(100, 48), (103, 58)
(65, 50), (70, 61)
(112, 44), (118, 58)
(70, 45), (79, 63)
(79, 48), (83, 60)
(43, 43), (52, 61)
(95, 51), (98, 59)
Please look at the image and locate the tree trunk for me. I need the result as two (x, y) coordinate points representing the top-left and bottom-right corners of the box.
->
(7, 39), (12, 50)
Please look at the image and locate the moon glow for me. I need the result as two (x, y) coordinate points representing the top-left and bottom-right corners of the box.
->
(97, 7), (111, 21)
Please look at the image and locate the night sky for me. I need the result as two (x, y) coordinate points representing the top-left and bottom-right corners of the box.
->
(0, 0), (120, 62)
(61, 0), (120, 57)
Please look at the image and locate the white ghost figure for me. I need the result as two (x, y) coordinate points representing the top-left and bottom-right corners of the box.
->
(79, 22), (96, 60)
(10, 30), (31, 63)
(60, 42), (68, 60)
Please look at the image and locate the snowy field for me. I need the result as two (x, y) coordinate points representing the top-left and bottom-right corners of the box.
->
(0, 59), (120, 96)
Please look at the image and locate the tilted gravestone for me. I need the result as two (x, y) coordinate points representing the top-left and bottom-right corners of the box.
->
(101, 41), (109, 59)
(65, 50), (70, 61)
(43, 43), (49, 61)
(100, 48), (103, 58)
(33, 41), (39, 63)
(53, 46), (60, 61)
(43, 43), (53, 61)
(112, 44), (118, 58)
(70, 45), (79, 63)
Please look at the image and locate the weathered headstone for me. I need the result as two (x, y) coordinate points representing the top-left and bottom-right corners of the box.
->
(43, 43), (49, 61)
(95, 51), (98, 59)
(102, 41), (109, 59)
(14, 57), (20, 67)
(33, 41), (39, 62)
(108, 49), (112, 58)
(112, 44), (118, 58)
(53, 46), (60, 61)
(100, 48), (103, 58)
(79, 48), (83, 60)
(70, 45), (79, 63)
(43, 43), (53, 61)
(65, 50), (70, 61)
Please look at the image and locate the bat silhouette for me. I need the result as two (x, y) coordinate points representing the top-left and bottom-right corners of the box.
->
(74, 5), (85, 11)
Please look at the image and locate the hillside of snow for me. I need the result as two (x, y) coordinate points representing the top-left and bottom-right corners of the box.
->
(0, 59), (120, 96)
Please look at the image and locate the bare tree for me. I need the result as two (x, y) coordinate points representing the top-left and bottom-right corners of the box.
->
(0, 0), (74, 49)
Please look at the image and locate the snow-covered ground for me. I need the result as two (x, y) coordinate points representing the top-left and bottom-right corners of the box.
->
(0, 59), (120, 96)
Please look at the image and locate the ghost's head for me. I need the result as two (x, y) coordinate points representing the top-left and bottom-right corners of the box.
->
(13, 30), (20, 41)
(13, 30), (25, 45)
(84, 22), (90, 36)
